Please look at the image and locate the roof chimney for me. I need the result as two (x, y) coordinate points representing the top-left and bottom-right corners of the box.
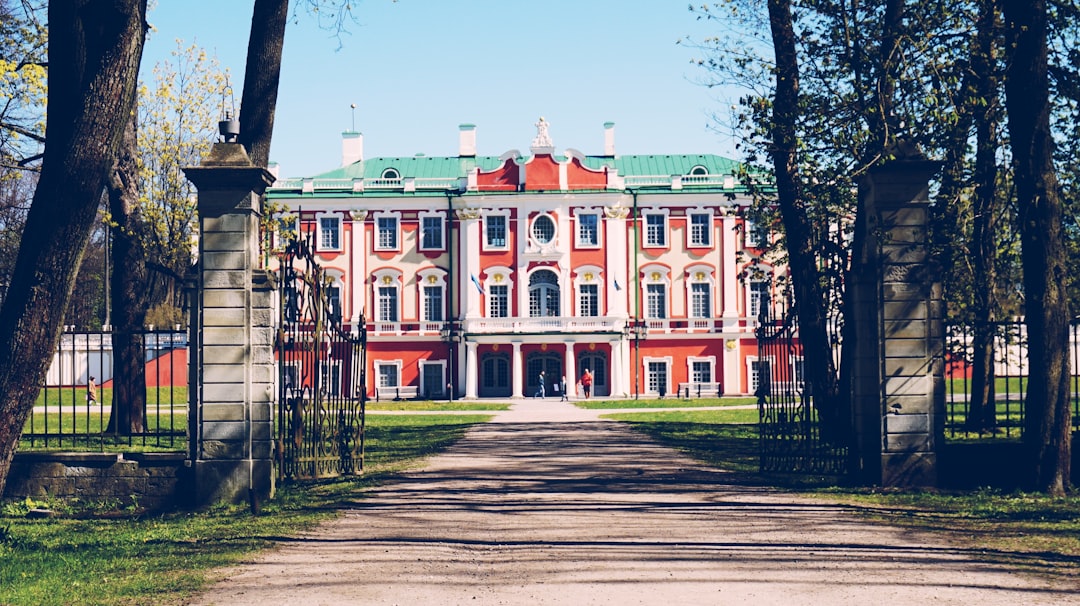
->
(604, 122), (615, 156)
(341, 131), (363, 166)
(459, 124), (477, 157)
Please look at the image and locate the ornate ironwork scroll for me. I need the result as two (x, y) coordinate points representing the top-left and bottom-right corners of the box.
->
(275, 231), (367, 480)
(757, 296), (848, 476)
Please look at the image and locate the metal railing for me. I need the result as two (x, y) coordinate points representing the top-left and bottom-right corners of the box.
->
(24, 328), (189, 451)
(944, 318), (1080, 439)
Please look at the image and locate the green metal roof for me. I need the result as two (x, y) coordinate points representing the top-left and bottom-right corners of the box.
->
(311, 153), (742, 180)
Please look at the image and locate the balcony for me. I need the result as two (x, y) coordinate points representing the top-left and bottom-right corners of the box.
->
(366, 317), (756, 338)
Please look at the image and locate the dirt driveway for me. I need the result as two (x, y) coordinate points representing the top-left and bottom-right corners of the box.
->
(188, 399), (1080, 605)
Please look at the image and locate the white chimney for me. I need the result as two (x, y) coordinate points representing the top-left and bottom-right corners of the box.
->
(604, 122), (616, 156)
(341, 131), (363, 166)
(459, 123), (477, 157)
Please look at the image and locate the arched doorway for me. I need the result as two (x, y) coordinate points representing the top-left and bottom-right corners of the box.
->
(525, 351), (562, 398)
(529, 270), (560, 317)
(577, 351), (609, 397)
(479, 353), (511, 397)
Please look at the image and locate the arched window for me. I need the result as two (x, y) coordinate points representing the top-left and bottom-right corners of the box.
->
(381, 168), (400, 180)
(529, 269), (560, 317)
(689, 165), (709, 176)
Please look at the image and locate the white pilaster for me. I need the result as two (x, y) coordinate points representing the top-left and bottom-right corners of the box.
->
(564, 343), (577, 398)
(349, 209), (367, 323)
(464, 340), (478, 399)
(604, 204), (630, 318)
(512, 342), (524, 398)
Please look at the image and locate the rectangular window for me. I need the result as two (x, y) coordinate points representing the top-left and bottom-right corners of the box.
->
(322, 361), (342, 396)
(485, 215), (507, 248)
(691, 360), (712, 384)
(644, 214), (666, 247)
(318, 216), (340, 250)
(646, 361), (669, 395)
(745, 220), (769, 248)
(377, 364), (399, 388)
(420, 216), (444, 250)
(749, 281), (769, 319)
(577, 213), (599, 247)
(377, 286), (398, 322)
(327, 285), (342, 322)
(645, 284), (667, 318)
(689, 213), (711, 247)
(751, 359), (772, 395)
(376, 216), (399, 250)
(690, 283), (710, 318)
(489, 284), (509, 318)
(423, 286), (443, 322)
(578, 284), (599, 317)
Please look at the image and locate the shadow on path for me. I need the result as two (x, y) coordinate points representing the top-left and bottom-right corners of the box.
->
(189, 400), (1080, 606)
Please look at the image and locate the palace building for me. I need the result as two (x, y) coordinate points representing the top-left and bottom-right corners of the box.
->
(266, 118), (786, 400)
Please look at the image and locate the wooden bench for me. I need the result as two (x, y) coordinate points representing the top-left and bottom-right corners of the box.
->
(375, 385), (419, 401)
(677, 382), (723, 399)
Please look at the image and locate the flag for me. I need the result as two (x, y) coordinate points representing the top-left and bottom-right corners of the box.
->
(471, 274), (484, 294)
(614, 278), (622, 291)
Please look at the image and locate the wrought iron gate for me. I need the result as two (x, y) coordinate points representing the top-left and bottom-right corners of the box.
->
(275, 234), (367, 480)
(757, 304), (848, 476)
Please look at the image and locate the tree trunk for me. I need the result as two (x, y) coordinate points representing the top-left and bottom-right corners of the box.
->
(966, 0), (1003, 434)
(1002, 0), (1071, 495)
(0, 0), (147, 496)
(107, 111), (148, 435)
(238, 0), (288, 167)
(766, 0), (845, 437)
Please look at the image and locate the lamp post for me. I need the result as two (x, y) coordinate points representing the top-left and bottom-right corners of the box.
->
(627, 320), (647, 399)
(441, 322), (460, 401)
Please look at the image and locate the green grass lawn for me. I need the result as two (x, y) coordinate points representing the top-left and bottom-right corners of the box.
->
(367, 400), (511, 412)
(575, 397), (757, 409)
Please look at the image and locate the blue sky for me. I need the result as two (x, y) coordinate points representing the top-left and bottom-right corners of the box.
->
(143, 1), (738, 179)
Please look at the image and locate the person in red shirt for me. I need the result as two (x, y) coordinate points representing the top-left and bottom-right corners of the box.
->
(581, 369), (593, 399)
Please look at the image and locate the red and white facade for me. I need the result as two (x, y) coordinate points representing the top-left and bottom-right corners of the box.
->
(267, 119), (786, 399)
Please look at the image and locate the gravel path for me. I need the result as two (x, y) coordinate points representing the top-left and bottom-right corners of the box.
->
(187, 399), (1080, 605)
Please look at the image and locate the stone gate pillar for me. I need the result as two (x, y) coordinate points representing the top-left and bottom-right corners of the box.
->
(184, 139), (276, 507)
(850, 143), (944, 487)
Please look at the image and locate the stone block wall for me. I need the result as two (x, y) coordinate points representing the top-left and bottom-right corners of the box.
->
(3, 452), (188, 511)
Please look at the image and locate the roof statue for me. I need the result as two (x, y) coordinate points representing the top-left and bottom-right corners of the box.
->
(531, 116), (554, 151)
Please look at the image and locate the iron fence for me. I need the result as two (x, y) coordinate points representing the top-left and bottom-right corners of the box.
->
(944, 318), (1080, 439)
(23, 328), (188, 451)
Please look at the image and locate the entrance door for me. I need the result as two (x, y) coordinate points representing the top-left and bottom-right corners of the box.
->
(646, 360), (670, 397)
(525, 352), (562, 397)
(577, 351), (609, 397)
(420, 361), (445, 399)
(479, 353), (511, 397)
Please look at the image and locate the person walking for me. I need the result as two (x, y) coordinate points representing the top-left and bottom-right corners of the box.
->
(87, 376), (97, 404)
(560, 376), (568, 401)
(581, 369), (593, 399)
(536, 370), (546, 398)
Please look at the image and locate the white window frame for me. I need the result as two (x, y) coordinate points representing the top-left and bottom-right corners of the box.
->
(274, 213), (299, 249)
(483, 211), (510, 251)
(747, 355), (774, 396)
(373, 211), (401, 252)
(744, 218), (769, 248)
(418, 211), (445, 251)
(316, 212), (342, 252)
(417, 269), (447, 323)
(687, 209), (713, 247)
(687, 356), (716, 384)
(372, 269), (402, 323)
(748, 276), (770, 320)
(641, 266), (671, 320)
(643, 210), (669, 248)
(375, 360), (403, 388)
(642, 356), (673, 396)
(484, 268), (514, 318)
(575, 210), (601, 248)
